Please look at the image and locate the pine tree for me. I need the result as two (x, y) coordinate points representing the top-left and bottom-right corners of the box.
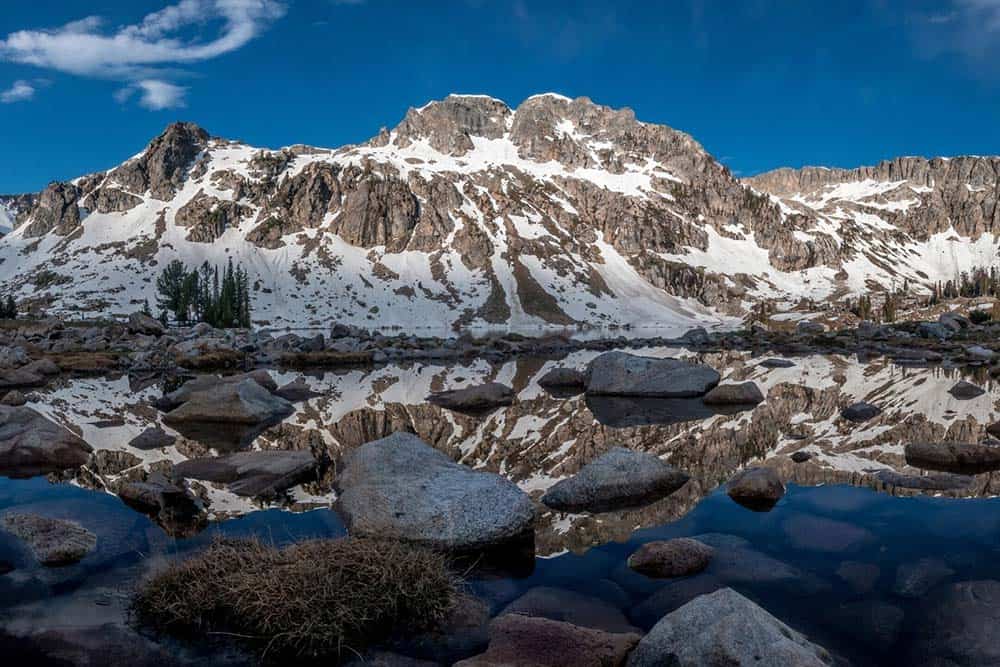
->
(142, 298), (152, 316)
(156, 259), (189, 321)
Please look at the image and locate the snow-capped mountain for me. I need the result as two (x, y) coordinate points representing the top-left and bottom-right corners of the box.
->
(0, 93), (997, 330)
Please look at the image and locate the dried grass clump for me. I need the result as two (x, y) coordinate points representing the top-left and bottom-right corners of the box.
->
(133, 537), (459, 660)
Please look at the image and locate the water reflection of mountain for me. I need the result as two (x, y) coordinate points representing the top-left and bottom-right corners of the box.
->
(25, 349), (1000, 554)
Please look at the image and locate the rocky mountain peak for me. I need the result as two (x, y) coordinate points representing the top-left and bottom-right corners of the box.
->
(393, 95), (512, 155)
(108, 121), (211, 201)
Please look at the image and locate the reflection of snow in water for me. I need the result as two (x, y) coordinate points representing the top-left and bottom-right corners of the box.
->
(25, 351), (1000, 541)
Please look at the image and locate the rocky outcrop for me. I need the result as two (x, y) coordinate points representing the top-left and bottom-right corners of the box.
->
(335, 432), (536, 551)
(175, 190), (250, 242)
(22, 182), (81, 238)
(109, 122), (209, 200)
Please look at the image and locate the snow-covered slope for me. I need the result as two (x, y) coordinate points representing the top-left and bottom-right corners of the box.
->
(1, 94), (997, 330)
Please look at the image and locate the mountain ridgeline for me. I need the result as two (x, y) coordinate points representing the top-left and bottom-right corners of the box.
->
(0, 93), (997, 330)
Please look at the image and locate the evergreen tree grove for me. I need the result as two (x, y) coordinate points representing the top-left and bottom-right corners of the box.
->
(155, 259), (253, 328)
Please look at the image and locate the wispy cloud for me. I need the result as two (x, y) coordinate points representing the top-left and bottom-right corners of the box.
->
(907, 0), (1000, 73)
(0, 0), (286, 109)
(1, 79), (36, 103)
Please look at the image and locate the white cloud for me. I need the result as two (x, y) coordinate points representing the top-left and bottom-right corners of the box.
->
(137, 79), (188, 110)
(0, 79), (35, 103)
(0, 0), (285, 108)
(909, 0), (1000, 68)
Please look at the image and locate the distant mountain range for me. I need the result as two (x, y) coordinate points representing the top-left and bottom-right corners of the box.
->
(0, 93), (997, 330)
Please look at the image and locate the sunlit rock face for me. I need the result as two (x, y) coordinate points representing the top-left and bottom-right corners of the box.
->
(2, 94), (997, 329)
(24, 349), (1000, 554)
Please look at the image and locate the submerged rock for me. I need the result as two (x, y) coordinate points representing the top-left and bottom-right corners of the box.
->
(426, 382), (514, 411)
(172, 450), (317, 497)
(0, 406), (93, 477)
(628, 538), (714, 578)
(585, 351), (720, 397)
(540, 447), (689, 513)
(457, 614), (640, 667)
(0, 512), (96, 565)
(893, 558), (955, 598)
(498, 586), (639, 634)
(702, 382), (764, 405)
(336, 433), (535, 552)
(627, 588), (832, 666)
(908, 580), (1000, 665)
(841, 401), (880, 422)
(726, 467), (785, 511)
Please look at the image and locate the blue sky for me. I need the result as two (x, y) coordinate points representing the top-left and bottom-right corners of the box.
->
(1, 0), (999, 193)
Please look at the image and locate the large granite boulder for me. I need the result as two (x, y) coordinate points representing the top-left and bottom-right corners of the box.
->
(586, 352), (720, 397)
(172, 450), (317, 497)
(456, 614), (640, 667)
(336, 433), (535, 551)
(162, 378), (292, 426)
(948, 380), (986, 400)
(541, 447), (689, 513)
(627, 588), (832, 666)
(0, 512), (96, 565)
(0, 406), (92, 477)
(427, 382), (514, 411)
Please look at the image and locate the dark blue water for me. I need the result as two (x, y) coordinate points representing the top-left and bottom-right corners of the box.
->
(2, 473), (997, 665)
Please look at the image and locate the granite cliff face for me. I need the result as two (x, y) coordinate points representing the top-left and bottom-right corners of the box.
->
(0, 94), (997, 329)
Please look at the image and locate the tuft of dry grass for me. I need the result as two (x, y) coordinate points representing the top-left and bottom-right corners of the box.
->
(132, 537), (459, 660)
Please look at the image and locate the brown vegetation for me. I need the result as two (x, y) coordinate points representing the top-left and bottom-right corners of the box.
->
(132, 537), (459, 660)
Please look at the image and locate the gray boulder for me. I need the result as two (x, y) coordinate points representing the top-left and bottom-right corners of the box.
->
(759, 358), (795, 368)
(905, 441), (1000, 474)
(128, 426), (176, 451)
(841, 401), (880, 422)
(0, 406), (93, 477)
(537, 367), (587, 389)
(0, 346), (29, 368)
(796, 321), (826, 335)
(427, 382), (514, 411)
(336, 432), (535, 551)
(585, 352), (720, 397)
(1, 512), (96, 565)
(726, 467), (785, 511)
(918, 322), (953, 340)
(127, 311), (165, 336)
(627, 588), (832, 666)
(541, 447), (689, 513)
(628, 538), (714, 578)
(172, 450), (317, 497)
(0, 368), (45, 390)
(163, 378), (293, 425)
(702, 382), (764, 405)
(1, 390), (27, 406)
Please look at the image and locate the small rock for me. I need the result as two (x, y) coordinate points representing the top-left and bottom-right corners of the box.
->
(726, 467), (785, 511)
(702, 382), (764, 405)
(628, 538), (714, 578)
(841, 401), (880, 422)
(274, 377), (322, 402)
(796, 321), (827, 335)
(585, 351), (720, 397)
(949, 380), (986, 400)
(127, 311), (165, 336)
(537, 367), (587, 389)
(790, 451), (813, 463)
(966, 345), (994, 360)
(0, 513), (96, 565)
(128, 426), (176, 451)
(426, 382), (514, 411)
(760, 358), (795, 368)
